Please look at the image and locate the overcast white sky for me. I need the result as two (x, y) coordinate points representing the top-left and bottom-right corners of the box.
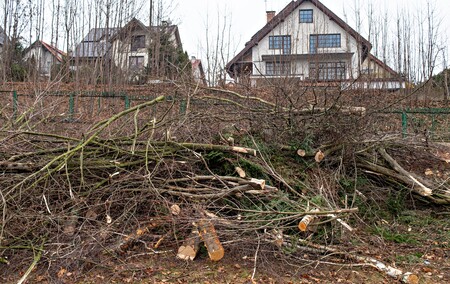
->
(171, 0), (450, 71)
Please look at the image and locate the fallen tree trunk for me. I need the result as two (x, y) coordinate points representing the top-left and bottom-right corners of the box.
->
(378, 148), (432, 196)
(195, 219), (224, 261)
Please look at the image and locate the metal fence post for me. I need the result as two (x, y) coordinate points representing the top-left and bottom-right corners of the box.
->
(12, 91), (18, 120)
(401, 111), (407, 138)
(124, 95), (130, 110)
(180, 99), (186, 114)
(69, 93), (75, 120)
(431, 114), (436, 140)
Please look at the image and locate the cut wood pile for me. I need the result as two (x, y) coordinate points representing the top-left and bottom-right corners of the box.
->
(1, 86), (449, 283)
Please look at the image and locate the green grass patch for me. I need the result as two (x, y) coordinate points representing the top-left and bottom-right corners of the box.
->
(396, 252), (423, 264)
(372, 226), (419, 244)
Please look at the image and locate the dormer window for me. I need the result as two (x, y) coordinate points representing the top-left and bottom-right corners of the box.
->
(299, 9), (313, 23)
(131, 35), (145, 51)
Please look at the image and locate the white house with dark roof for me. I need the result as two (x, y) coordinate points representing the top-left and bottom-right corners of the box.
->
(226, 0), (404, 89)
(71, 18), (182, 81)
(110, 18), (182, 76)
(24, 40), (67, 77)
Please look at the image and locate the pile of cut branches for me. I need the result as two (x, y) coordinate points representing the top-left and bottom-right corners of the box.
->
(1, 88), (448, 284)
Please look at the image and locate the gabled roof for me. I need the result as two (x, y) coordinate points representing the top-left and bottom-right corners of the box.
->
(25, 40), (67, 62)
(110, 17), (182, 50)
(82, 28), (119, 42)
(72, 18), (183, 59)
(226, 0), (372, 74)
(109, 18), (149, 41)
(367, 53), (399, 77)
(73, 28), (119, 58)
(191, 57), (207, 85)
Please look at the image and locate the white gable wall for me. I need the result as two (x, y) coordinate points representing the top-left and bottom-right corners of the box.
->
(251, 1), (363, 80)
(24, 46), (57, 77)
(112, 29), (151, 71)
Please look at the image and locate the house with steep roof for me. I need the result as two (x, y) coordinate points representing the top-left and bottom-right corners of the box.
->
(110, 18), (182, 80)
(71, 18), (183, 83)
(24, 40), (67, 77)
(191, 56), (207, 85)
(226, 0), (404, 89)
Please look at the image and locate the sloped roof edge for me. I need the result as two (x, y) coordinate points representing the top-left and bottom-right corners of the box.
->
(367, 53), (399, 77)
(25, 40), (67, 62)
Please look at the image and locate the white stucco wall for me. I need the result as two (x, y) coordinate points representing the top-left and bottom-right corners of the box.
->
(251, 2), (362, 79)
(112, 30), (150, 71)
(24, 46), (56, 76)
(112, 28), (179, 73)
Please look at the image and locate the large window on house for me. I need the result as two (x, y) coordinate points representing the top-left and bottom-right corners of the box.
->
(309, 62), (346, 80)
(129, 56), (145, 70)
(310, 34), (341, 53)
(299, 9), (313, 23)
(266, 61), (291, 76)
(131, 35), (145, 51)
(269, 35), (291, 54)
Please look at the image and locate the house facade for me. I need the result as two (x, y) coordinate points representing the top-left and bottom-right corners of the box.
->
(24, 40), (66, 77)
(110, 18), (182, 79)
(71, 18), (183, 82)
(191, 56), (207, 85)
(226, 0), (404, 89)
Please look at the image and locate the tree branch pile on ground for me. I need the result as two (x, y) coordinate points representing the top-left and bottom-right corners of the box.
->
(1, 87), (448, 283)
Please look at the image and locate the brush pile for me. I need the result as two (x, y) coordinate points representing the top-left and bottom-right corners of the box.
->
(1, 86), (449, 283)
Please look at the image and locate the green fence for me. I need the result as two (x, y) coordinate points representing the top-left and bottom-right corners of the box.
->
(383, 108), (450, 139)
(5, 90), (450, 140)
(1, 91), (195, 123)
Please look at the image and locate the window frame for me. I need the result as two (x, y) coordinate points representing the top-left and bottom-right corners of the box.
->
(310, 34), (341, 53)
(268, 35), (291, 54)
(131, 35), (146, 51)
(129, 56), (145, 70)
(299, 9), (313, 23)
(309, 61), (346, 80)
(266, 61), (291, 76)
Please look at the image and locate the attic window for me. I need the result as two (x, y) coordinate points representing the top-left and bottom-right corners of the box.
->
(299, 9), (313, 23)
(131, 35), (145, 51)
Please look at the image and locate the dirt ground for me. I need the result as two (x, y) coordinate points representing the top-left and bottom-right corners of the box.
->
(1, 207), (448, 284)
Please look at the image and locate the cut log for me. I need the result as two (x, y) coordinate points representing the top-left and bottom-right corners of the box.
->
(195, 219), (224, 261)
(248, 178), (265, 190)
(297, 149), (306, 157)
(315, 150), (325, 163)
(177, 229), (201, 261)
(298, 209), (319, 231)
(235, 166), (246, 178)
(170, 204), (181, 216)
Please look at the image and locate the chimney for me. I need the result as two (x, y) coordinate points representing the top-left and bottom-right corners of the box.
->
(266, 11), (276, 23)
